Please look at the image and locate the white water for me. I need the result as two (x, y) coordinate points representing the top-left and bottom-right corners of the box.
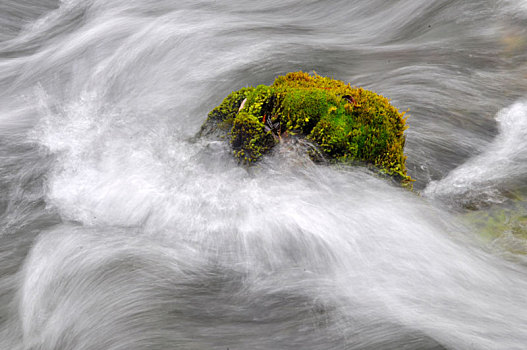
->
(426, 100), (527, 207)
(1, 1), (527, 349)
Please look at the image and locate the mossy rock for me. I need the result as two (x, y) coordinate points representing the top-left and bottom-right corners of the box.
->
(462, 202), (527, 255)
(199, 71), (412, 184)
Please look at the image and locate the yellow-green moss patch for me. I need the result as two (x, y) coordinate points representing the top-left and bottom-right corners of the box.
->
(199, 71), (412, 184)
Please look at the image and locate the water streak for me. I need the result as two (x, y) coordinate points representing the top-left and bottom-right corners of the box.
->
(1, 1), (527, 349)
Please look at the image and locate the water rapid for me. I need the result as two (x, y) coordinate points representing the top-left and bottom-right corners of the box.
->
(1, 1), (527, 349)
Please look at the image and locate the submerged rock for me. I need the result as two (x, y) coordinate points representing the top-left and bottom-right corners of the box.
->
(199, 71), (412, 185)
(462, 199), (527, 258)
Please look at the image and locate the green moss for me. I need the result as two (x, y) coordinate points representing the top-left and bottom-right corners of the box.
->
(198, 87), (255, 137)
(462, 201), (527, 255)
(464, 197), (527, 239)
(200, 71), (412, 184)
(230, 111), (276, 163)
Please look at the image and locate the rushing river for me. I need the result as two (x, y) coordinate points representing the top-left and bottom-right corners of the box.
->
(1, 1), (527, 349)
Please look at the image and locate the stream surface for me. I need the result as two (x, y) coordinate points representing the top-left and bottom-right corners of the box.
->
(1, 1), (527, 349)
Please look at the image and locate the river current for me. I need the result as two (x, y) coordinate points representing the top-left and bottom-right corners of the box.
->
(1, 1), (527, 349)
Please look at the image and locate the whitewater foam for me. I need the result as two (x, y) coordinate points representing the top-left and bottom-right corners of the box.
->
(425, 99), (527, 207)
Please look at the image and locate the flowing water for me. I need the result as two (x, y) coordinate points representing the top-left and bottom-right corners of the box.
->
(1, 1), (527, 349)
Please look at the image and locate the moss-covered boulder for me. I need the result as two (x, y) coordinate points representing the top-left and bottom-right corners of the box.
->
(462, 200), (527, 256)
(199, 71), (411, 184)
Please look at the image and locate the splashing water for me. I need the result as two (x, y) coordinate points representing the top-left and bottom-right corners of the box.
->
(426, 100), (527, 208)
(1, 1), (527, 349)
